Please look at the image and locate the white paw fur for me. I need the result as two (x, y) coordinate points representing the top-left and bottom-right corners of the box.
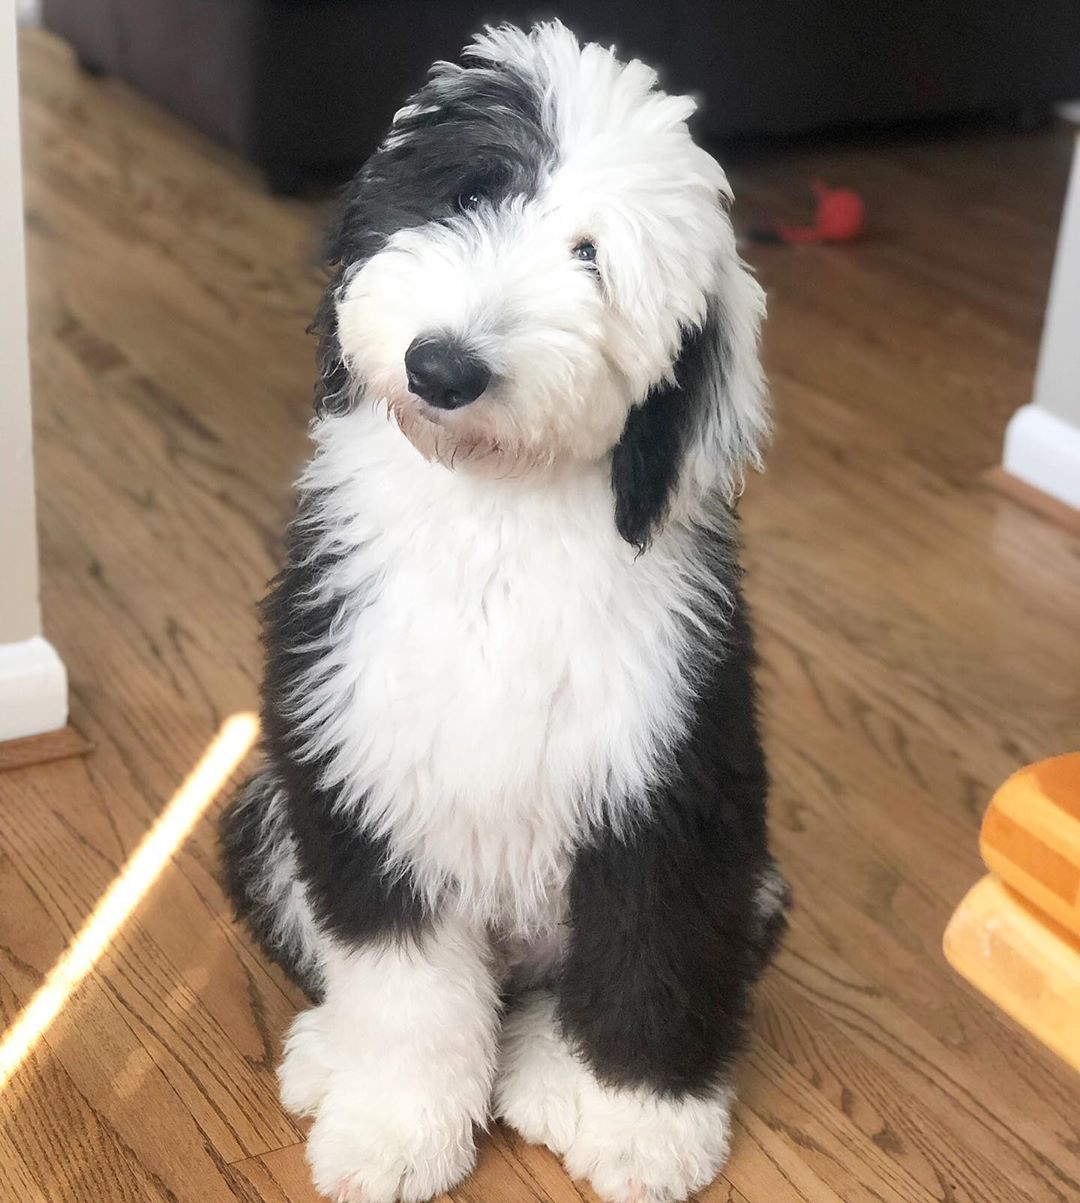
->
(495, 993), (733, 1203)
(278, 1007), (333, 1117)
(279, 920), (500, 1202)
(305, 1082), (477, 1203)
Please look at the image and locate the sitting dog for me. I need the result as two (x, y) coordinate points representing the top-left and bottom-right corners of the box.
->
(220, 21), (789, 1203)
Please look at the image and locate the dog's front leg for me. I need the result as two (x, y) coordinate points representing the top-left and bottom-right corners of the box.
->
(280, 914), (500, 1203)
(496, 990), (734, 1203)
(496, 792), (785, 1203)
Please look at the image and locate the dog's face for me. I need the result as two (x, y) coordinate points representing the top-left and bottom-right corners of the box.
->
(322, 22), (767, 548)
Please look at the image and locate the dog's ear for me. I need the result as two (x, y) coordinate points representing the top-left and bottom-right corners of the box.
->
(611, 263), (768, 552)
(310, 277), (353, 417)
(311, 163), (383, 418)
(611, 323), (708, 554)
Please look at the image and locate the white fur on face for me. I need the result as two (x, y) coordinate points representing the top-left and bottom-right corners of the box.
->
(334, 21), (765, 485)
(496, 992), (734, 1203)
(337, 210), (624, 471)
(279, 919), (500, 1203)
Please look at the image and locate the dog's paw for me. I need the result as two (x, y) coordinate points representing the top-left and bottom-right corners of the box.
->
(307, 1086), (477, 1203)
(278, 1007), (334, 1117)
(281, 999), (485, 1202)
(559, 1084), (732, 1203)
(496, 993), (732, 1203)
(494, 992), (584, 1155)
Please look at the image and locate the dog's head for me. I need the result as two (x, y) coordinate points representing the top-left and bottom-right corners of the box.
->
(319, 21), (767, 549)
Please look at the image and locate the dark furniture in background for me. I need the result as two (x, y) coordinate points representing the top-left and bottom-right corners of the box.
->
(41, 1), (1080, 193)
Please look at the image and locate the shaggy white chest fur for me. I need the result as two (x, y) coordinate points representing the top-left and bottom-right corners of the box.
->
(295, 409), (711, 933)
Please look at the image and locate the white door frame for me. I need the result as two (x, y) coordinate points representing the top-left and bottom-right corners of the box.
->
(0, 0), (67, 741)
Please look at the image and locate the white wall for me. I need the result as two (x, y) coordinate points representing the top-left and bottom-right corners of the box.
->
(0, 0), (67, 739)
(1004, 132), (1080, 511)
(1030, 135), (1080, 429)
(0, 0), (40, 645)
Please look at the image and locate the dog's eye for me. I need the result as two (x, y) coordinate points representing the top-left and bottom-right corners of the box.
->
(457, 188), (485, 212)
(573, 240), (598, 263)
(454, 163), (509, 213)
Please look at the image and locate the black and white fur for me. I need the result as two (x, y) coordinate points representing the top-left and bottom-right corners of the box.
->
(221, 22), (789, 1203)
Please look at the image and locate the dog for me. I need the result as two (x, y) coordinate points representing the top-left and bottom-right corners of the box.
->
(220, 21), (789, 1203)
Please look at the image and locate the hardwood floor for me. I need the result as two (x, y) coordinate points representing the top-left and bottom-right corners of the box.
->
(3, 26), (1079, 1203)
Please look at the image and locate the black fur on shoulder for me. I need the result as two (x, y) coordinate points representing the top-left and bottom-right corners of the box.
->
(313, 53), (555, 417)
(219, 498), (431, 992)
(611, 303), (730, 552)
(260, 503), (431, 949)
(555, 569), (790, 1096)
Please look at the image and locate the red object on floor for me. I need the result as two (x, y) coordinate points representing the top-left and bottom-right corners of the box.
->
(753, 181), (867, 245)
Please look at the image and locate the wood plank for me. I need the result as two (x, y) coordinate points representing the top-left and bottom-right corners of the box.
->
(985, 466), (1080, 535)
(227, 1145), (322, 1203)
(0, 725), (91, 772)
(0, 970), (243, 1202)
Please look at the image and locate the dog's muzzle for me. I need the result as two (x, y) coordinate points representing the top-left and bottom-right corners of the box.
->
(405, 336), (491, 410)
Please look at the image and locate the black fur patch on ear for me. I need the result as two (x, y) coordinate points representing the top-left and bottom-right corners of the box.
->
(611, 311), (723, 552)
(307, 51), (555, 419)
(310, 278), (351, 417)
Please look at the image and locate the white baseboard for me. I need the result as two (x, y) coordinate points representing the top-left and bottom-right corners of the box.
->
(0, 636), (68, 742)
(1003, 405), (1080, 512)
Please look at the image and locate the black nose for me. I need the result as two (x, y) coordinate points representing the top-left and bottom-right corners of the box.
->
(404, 337), (491, 409)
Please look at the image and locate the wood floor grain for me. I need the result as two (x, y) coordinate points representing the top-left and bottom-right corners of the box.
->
(3, 27), (1078, 1203)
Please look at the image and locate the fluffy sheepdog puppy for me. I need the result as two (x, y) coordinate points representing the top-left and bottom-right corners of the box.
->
(220, 21), (790, 1203)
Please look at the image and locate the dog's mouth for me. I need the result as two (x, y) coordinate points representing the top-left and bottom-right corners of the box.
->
(387, 390), (542, 478)
(390, 391), (504, 469)
(402, 393), (458, 429)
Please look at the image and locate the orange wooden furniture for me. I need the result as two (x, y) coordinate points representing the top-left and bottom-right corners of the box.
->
(944, 753), (1080, 1073)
